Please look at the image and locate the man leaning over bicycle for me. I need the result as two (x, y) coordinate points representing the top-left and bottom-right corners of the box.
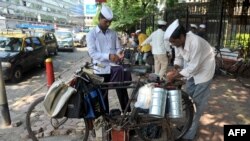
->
(164, 19), (215, 141)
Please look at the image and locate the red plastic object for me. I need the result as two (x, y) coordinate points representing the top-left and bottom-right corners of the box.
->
(111, 129), (128, 141)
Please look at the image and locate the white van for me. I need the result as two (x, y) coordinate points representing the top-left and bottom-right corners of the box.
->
(55, 31), (74, 52)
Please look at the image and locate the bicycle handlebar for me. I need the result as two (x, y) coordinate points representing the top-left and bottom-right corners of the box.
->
(82, 62), (105, 69)
(79, 62), (185, 88)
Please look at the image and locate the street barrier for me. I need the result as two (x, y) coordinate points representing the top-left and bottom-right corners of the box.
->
(45, 58), (55, 88)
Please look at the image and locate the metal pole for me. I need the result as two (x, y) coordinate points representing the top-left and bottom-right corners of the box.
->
(0, 62), (11, 127)
(217, 0), (224, 48)
(186, 5), (189, 30)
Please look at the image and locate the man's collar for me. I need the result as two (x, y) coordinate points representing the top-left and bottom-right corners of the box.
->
(95, 26), (110, 34)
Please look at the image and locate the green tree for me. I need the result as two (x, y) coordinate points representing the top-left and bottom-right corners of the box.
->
(91, 0), (161, 32)
(91, 0), (159, 32)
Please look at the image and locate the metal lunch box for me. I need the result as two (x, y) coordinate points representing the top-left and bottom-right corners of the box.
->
(167, 90), (183, 118)
(149, 87), (167, 118)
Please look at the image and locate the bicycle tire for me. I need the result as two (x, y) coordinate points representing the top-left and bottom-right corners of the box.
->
(132, 91), (194, 141)
(215, 49), (224, 75)
(168, 91), (194, 140)
(236, 61), (249, 88)
(26, 96), (89, 141)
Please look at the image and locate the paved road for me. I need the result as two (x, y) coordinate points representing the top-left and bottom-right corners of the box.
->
(5, 48), (88, 102)
(1, 48), (250, 141)
(1, 48), (90, 141)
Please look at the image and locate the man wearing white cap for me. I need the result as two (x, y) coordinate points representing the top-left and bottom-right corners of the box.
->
(188, 23), (198, 34)
(141, 20), (171, 79)
(164, 19), (215, 141)
(197, 24), (207, 40)
(87, 4), (131, 115)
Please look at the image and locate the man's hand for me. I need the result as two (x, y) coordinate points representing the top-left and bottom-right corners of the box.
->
(166, 70), (178, 82)
(137, 46), (141, 52)
(117, 50), (124, 59)
(109, 54), (120, 63)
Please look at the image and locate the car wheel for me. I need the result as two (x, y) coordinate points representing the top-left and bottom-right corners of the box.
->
(54, 48), (58, 56)
(11, 67), (22, 83)
(45, 48), (49, 57)
(40, 58), (46, 68)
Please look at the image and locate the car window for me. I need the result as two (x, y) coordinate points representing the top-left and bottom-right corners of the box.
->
(49, 33), (55, 40)
(3, 38), (23, 52)
(45, 34), (52, 41)
(32, 37), (42, 49)
(25, 38), (32, 47)
(55, 31), (72, 39)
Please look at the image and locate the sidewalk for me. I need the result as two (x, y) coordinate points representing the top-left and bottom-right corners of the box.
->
(197, 75), (250, 141)
(1, 69), (250, 141)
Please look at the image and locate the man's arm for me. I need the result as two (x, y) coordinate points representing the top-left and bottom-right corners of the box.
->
(115, 32), (123, 55)
(173, 46), (184, 68)
(141, 34), (152, 46)
(179, 40), (203, 78)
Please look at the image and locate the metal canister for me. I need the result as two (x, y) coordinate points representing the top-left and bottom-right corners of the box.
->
(149, 87), (167, 118)
(167, 90), (183, 118)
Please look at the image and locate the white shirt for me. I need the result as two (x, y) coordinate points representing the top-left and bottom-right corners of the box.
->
(174, 33), (215, 84)
(87, 26), (122, 74)
(141, 29), (171, 55)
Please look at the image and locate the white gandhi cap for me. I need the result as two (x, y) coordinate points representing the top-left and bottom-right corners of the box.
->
(101, 5), (113, 20)
(164, 19), (179, 41)
(190, 24), (198, 29)
(135, 29), (141, 34)
(157, 20), (167, 25)
(199, 24), (206, 28)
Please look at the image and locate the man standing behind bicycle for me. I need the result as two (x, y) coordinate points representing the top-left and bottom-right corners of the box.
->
(141, 20), (171, 79)
(164, 19), (215, 141)
(86, 4), (131, 114)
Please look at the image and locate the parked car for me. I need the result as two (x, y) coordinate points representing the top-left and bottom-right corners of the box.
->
(34, 31), (59, 56)
(54, 31), (74, 52)
(73, 32), (87, 47)
(0, 33), (46, 82)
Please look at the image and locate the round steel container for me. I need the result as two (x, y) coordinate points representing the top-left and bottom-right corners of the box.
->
(149, 87), (167, 117)
(167, 90), (183, 118)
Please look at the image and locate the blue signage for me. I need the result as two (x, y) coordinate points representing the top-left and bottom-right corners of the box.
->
(85, 4), (97, 15)
(70, 4), (84, 16)
(16, 23), (54, 30)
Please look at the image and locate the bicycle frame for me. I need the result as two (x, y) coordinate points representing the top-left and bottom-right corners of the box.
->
(26, 62), (194, 141)
(98, 78), (144, 128)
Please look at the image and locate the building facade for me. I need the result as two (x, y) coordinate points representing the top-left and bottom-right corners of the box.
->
(0, 0), (84, 30)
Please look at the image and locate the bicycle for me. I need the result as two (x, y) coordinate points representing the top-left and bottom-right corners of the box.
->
(214, 46), (244, 77)
(215, 46), (250, 88)
(236, 58), (250, 88)
(26, 62), (194, 141)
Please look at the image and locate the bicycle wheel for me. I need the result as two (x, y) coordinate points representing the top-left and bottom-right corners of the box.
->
(168, 91), (194, 140)
(237, 62), (250, 88)
(215, 50), (224, 75)
(26, 96), (89, 141)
